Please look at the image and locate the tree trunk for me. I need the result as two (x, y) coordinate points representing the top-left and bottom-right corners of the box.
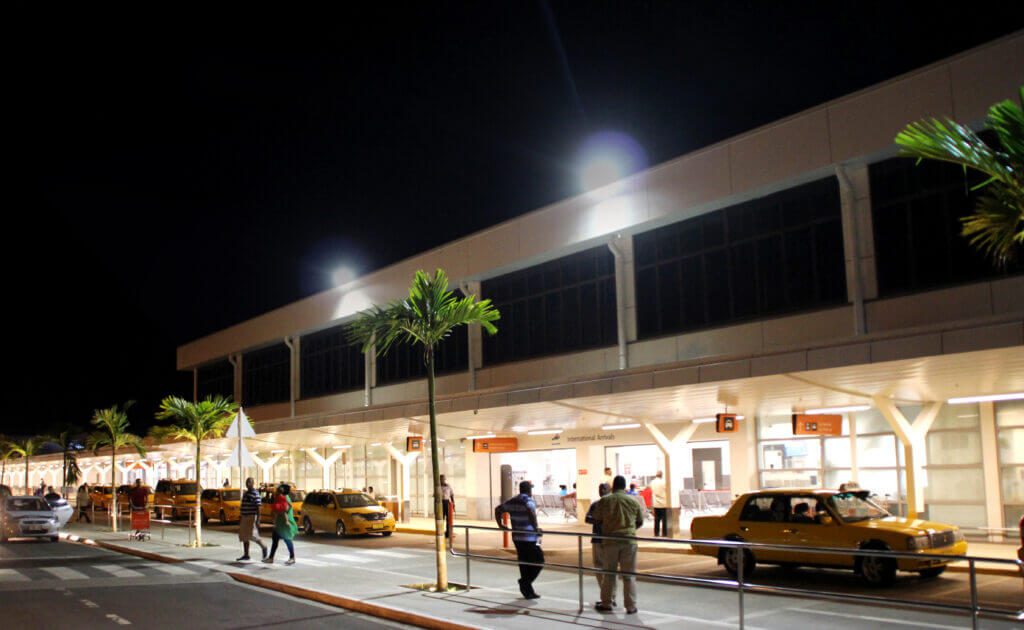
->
(111, 451), (118, 532)
(427, 347), (448, 590)
(24, 455), (30, 495)
(195, 442), (202, 547)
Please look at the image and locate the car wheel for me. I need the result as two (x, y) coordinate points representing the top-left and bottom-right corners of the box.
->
(859, 549), (896, 586)
(721, 541), (755, 580)
(381, 530), (393, 537)
(50, 536), (59, 543)
(336, 520), (346, 537)
(918, 566), (946, 579)
(303, 517), (314, 535)
(219, 510), (227, 523)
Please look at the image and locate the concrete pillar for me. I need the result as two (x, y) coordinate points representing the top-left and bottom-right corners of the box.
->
(874, 397), (941, 518)
(462, 280), (483, 391)
(304, 447), (344, 491)
(978, 402), (1005, 541)
(645, 422), (699, 537)
(836, 162), (877, 335)
(384, 444), (419, 522)
(251, 452), (285, 485)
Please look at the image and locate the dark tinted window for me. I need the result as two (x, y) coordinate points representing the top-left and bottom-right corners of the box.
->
(242, 344), (290, 406)
(197, 360), (233, 401)
(300, 325), (365, 398)
(869, 156), (1022, 296)
(482, 246), (617, 365)
(636, 177), (846, 338)
(377, 291), (469, 384)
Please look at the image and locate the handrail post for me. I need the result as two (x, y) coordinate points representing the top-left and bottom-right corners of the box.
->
(737, 542), (745, 630)
(464, 526), (470, 590)
(577, 536), (584, 613)
(969, 558), (978, 630)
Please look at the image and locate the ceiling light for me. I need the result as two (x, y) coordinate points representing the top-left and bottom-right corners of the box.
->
(271, 450), (286, 454)
(369, 442), (381, 447)
(464, 433), (496, 440)
(803, 405), (871, 414)
(956, 414), (979, 419)
(527, 429), (562, 436)
(948, 393), (1024, 404)
(332, 445), (352, 449)
(511, 426), (529, 433)
(602, 423), (640, 430)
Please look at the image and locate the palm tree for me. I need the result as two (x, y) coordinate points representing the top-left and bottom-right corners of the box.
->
(45, 425), (84, 495)
(7, 437), (45, 494)
(87, 403), (146, 532)
(349, 269), (499, 591)
(0, 439), (16, 488)
(152, 395), (239, 547)
(895, 86), (1024, 266)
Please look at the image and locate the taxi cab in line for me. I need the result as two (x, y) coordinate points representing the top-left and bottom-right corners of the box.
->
(301, 489), (395, 537)
(259, 484), (304, 523)
(153, 479), (200, 520)
(691, 484), (967, 586)
(89, 485), (114, 510)
(200, 488), (241, 524)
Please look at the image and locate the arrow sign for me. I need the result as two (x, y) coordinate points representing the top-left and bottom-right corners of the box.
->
(227, 408), (256, 470)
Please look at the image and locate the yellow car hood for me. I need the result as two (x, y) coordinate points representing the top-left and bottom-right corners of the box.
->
(846, 516), (956, 536)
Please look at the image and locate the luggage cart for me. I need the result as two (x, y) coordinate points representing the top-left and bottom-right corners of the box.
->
(130, 506), (151, 541)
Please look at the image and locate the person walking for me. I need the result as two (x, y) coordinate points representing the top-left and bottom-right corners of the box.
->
(439, 474), (455, 539)
(650, 470), (668, 537)
(592, 475), (644, 614)
(76, 483), (92, 523)
(584, 483), (612, 597)
(263, 484), (297, 565)
(495, 480), (543, 599)
(237, 477), (267, 561)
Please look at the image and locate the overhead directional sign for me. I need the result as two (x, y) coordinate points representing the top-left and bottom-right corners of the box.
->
(716, 413), (739, 433)
(792, 413), (842, 436)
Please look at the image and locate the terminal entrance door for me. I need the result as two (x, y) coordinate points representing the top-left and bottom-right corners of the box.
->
(693, 447), (723, 491)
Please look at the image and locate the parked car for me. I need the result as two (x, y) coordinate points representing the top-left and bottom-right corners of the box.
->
(691, 484), (966, 586)
(44, 495), (74, 528)
(301, 489), (395, 537)
(1, 496), (60, 542)
(117, 484), (154, 509)
(200, 488), (242, 524)
(259, 484), (304, 524)
(153, 479), (200, 520)
(89, 485), (114, 510)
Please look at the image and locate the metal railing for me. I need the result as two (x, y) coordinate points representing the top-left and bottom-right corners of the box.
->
(451, 524), (1022, 630)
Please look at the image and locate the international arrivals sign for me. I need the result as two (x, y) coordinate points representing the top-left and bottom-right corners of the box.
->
(791, 413), (842, 436)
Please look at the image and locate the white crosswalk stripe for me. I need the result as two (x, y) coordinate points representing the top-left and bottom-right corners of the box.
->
(92, 564), (145, 578)
(295, 558), (330, 567)
(320, 553), (372, 563)
(144, 563), (197, 576)
(0, 568), (29, 582)
(356, 549), (414, 559)
(41, 567), (90, 580)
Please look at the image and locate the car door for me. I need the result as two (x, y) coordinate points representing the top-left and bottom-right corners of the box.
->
(785, 495), (851, 567)
(735, 495), (789, 563)
(317, 493), (338, 530)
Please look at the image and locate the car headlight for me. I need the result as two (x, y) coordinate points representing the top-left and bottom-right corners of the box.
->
(953, 528), (964, 543)
(907, 535), (930, 550)
(386, 511), (393, 519)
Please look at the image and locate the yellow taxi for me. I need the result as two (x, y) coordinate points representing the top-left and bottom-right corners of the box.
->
(89, 486), (114, 510)
(691, 484), (967, 586)
(153, 479), (200, 520)
(200, 488), (242, 524)
(259, 484), (304, 524)
(300, 489), (395, 537)
(116, 485), (154, 508)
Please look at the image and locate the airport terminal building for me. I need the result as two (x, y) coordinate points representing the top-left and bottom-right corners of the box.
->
(21, 34), (1024, 536)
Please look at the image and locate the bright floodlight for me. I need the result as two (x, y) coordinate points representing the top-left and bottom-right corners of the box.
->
(578, 131), (646, 192)
(332, 266), (356, 287)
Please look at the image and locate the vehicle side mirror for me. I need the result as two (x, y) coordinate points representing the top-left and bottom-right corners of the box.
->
(818, 515), (833, 525)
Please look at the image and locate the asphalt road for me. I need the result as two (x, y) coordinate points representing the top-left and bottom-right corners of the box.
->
(0, 539), (409, 629)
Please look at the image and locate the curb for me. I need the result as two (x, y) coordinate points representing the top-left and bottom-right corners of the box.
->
(228, 572), (481, 630)
(62, 533), (185, 564)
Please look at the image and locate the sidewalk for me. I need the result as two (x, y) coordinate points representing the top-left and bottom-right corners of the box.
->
(63, 520), (1021, 630)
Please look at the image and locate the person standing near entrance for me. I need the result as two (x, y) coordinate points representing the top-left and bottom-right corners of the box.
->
(439, 474), (455, 539)
(592, 475), (643, 614)
(76, 483), (92, 523)
(650, 470), (668, 537)
(585, 483), (612, 596)
(238, 478), (267, 562)
(602, 467), (614, 488)
(495, 480), (543, 599)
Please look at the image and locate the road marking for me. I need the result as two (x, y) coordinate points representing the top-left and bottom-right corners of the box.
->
(41, 567), (90, 580)
(356, 549), (415, 559)
(295, 558), (330, 567)
(791, 607), (966, 629)
(106, 613), (132, 625)
(144, 563), (196, 576)
(320, 553), (372, 564)
(0, 568), (29, 582)
(80, 599), (100, 608)
(92, 564), (145, 578)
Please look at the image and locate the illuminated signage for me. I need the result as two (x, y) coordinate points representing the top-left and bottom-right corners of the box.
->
(791, 414), (842, 436)
(716, 413), (739, 433)
(472, 437), (518, 453)
(406, 436), (424, 452)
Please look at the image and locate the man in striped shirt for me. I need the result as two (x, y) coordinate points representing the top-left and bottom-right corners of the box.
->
(495, 480), (543, 599)
(238, 477), (267, 561)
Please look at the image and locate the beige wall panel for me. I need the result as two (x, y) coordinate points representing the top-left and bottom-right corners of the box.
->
(463, 222), (521, 278)
(372, 381), (425, 406)
(651, 366), (699, 389)
(750, 352), (808, 377)
(761, 307), (852, 349)
(537, 384), (575, 402)
(941, 323), (1023, 355)
(806, 343), (871, 371)
(508, 389), (540, 406)
(866, 284), (992, 332)
(828, 67), (953, 163)
(676, 322), (764, 362)
(992, 276), (1024, 314)
(729, 110), (833, 194)
(629, 338), (677, 367)
(572, 379), (612, 398)
(645, 146), (732, 223)
(540, 349), (610, 381)
(295, 391), (364, 417)
(699, 360), (751, 383)
(449, 396), (481, 414)
(949, 36), (1024, 123)
(611, 373), (654, 394)
(478, 392), (510, 410)
(515, 201), (582, 259)
(433, 372), (470, 396)
(870, 333), (942, 363)
(476, 362), (535, 389)
(246, 402), (291, 423)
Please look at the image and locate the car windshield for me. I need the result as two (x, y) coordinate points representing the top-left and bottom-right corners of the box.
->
(337, 493), (377, 508)
(174, 483), (198, 494)
(222, 490), (241, 501)
(6, 497), (49, 511)
(290, 491), (305, 502)
(827, 492), (890, 522)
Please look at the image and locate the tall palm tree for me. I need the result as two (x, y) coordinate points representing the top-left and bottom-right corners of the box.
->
(349, 269), (499, 590)
(7, 437), (45, 494)
(45, 425), (84, 495)
(87, 403), (146, 532)
(895, 86), (1024, 266)
(152, 395), (239, 547)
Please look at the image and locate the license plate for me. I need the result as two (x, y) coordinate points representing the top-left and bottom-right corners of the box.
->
(370, 525), (383, 529)
(25, 526), (43, 533)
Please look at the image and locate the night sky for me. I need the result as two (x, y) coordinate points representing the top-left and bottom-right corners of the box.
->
(7, 3), (1023, 436)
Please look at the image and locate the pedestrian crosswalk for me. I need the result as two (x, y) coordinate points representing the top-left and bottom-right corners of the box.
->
(0, 562), (205, 583)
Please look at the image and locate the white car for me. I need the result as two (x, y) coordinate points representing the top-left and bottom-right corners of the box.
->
(1, 496), (60, 542)
(45, 496), (74, 528)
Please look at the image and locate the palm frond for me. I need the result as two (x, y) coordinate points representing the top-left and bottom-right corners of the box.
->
(895, 117), (1011, 183)
(962, 187), (1024, 265)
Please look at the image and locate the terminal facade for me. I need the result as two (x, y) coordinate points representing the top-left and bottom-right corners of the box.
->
(20, 34), (1024, 536)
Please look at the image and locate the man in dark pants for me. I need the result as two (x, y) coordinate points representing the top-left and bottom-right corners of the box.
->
(495, 480), (543, 599)
(650, 470), (668, 537)
(440, 474), (454, 539)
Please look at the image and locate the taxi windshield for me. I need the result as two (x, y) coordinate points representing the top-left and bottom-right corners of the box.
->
(337, 493), (376, 508)
(222, 490), (241, 501)
(827, 492), (890, 522)
(174, 483), (198, 495)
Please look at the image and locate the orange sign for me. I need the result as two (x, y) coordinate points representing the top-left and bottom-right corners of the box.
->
(472, 437), (518, 453)
(792, 414), (842, 436)
(716, 413), (739, 433)
(578, 469), (588, 475)
(406, 436), (424, 452)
